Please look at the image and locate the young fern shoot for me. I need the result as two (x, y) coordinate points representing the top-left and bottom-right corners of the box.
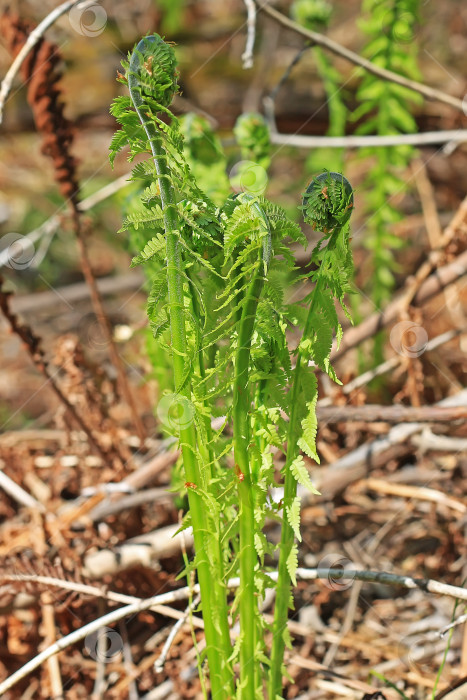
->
(111, 35), (234, 698)
(109, 33), (355, 700)
(269, 171), (354, 699)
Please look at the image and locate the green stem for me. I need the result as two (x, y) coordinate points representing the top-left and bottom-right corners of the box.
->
(233, 272), (263, 698)
(128, 39), (233, 699)
(232, 197), (271, 698)
(187, 267), (233, 677)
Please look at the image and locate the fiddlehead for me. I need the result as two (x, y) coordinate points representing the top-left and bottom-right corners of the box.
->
(301, 170), (354, 233)
(269, 171), (354, 699)
(114, 35), (234, 699)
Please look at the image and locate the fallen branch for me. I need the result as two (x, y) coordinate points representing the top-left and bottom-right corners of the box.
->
(269, 130), (467, 149)
(86, 449), (179, 522)
(411, 429), (467, 452)
(0, 173), (132, 270)
(83, 523), (194, 579)
(1, 567), (465, 695)
(0, 573), (204, 629)
(332, 248), (467, 361)
(358, 478), (466, 514)
(0, 587), (201, 696)
(319, 327), (464, 402)
(10, 270), (144, 315)
(309, 388), (467, 498)
(255, 1), (465, 112)
(317, 404), (467, 424)
(0, 461), (46, 512)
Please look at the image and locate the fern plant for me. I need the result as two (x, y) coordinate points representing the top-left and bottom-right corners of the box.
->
(353, 0), (421, 360)
(110, 34), (354, 700)
(291, 0), (348, 174)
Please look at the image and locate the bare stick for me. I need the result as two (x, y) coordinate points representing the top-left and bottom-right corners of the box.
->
(2, 565), (466, 694)
(41, 593), (63, 699)
(154, 595), (201, 673)
(83, 523), (194, 578)
(1, 574), (204, 629)
(269, 130), (467, 149)
(316, 404), (467, 424)
(332, 248), (467, 361)
(11, 271), (143, 315)
(0, 589), (201, 695)
(297, 569), (467, 601)
(242, 0), (257, 69)
(361, 478), (466, 514)
(255, 1), (466, 112)
(310, 388), (467, 498)
(440, 614), (467, 637)
(6, 566), (467, 610)
(0, 464), (46, 512)
(322, 327), (464, 400)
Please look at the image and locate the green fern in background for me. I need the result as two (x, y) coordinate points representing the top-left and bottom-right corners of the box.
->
(291, 0), (348, 174)
(232, 112), (271, 196)
(234, 112), (271, 170)
(179, 113), (230, 204)
(354, 0), (421, 360)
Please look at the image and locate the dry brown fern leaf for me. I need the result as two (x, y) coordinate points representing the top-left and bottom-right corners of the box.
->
(0, 10), (79, 204)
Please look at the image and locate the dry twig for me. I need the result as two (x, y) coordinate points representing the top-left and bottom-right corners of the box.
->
(1, 567), (466, 695)
(255, 1), (466, 112)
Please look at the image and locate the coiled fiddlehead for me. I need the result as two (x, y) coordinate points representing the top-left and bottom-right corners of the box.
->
(269, 171), (354, 699)
(125, 35), (234, 699)
(301, 170), (354, 233)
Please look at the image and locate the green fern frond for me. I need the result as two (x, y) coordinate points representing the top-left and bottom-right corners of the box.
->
(130, 233), (166, 266)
